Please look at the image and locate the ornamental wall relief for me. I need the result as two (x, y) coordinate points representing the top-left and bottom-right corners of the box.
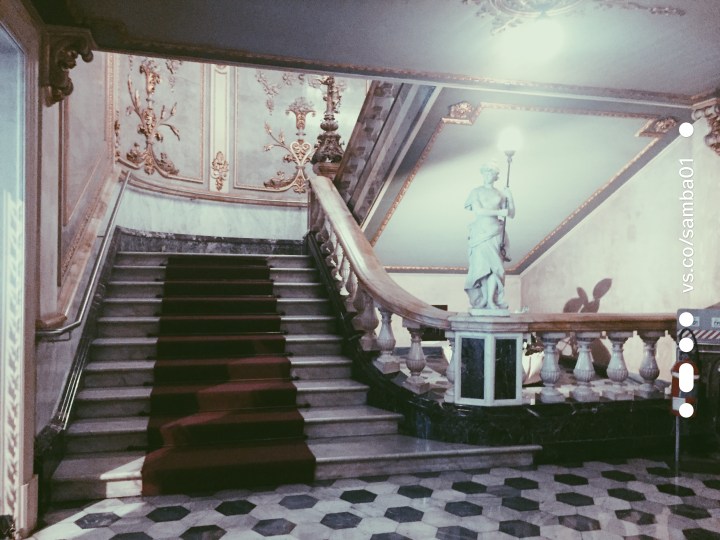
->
(114, 55), (367, 204)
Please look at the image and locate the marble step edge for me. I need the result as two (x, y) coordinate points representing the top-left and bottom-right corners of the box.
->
(53, 436), (541, 482)
(83, 355), (352, 372)
(90, 334), (343, 346)
(309, 435), (543, 462)
(76, 379), (369, 400)
(96, 315), (336, 324)
(107, 280), (324, 287)
(115, 252), (311, 260)
(112, 264), (317, 272)
(67, 406), (403, 436)
(101, 298), (330, 306)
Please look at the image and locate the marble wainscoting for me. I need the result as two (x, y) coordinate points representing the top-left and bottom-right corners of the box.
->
(116, 227), (305, 255)
(116, 186), (308, 241)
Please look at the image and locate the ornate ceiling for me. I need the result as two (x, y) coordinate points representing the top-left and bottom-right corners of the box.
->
(31, 0), (720, 272)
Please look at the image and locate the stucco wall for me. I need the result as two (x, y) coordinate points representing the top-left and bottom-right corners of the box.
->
(520, 127), (720, 378)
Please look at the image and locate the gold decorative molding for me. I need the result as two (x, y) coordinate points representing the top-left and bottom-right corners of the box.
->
(211, 151), (229, 191)
(262, 125), (314, 193)
(463, 0), (685, 33)
(124, 58), (181, 176)
(692, 95), (720, 157)
(441, 101), (482, 125)
(636, 116), (678, 137)
(41, 26), (95, 105)
(287, 96), (316, 136)
(126, 171), (308, 207)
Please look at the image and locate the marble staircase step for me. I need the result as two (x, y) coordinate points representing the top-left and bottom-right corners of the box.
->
(111, 265), (319, 283)
(51, 436), (541, 502)
(89, 334), (344, 360)
(310, 435), (542, 480)
(64, 406), (401, 454)
(106, 281), (326, 299)
(100, 297), (333, 317)
(95, 315), (338, 338)
(81, 355), (353, 388)
(114, 252), (314, 268)
(74, 378), (368, 418)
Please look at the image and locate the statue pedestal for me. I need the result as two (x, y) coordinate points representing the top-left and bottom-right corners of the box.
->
(469, 308), (510, 317)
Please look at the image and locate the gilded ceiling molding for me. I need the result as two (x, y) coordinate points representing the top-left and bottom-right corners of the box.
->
(126, 172), (308, 207)
(462, 0), (685, 33)
(124, 58), (181, 176)
(508, 138), (661, 273)
(692, 95), (720, 157)
(211, 151), (229, 191)
(85, 25), (698, 106)
(442, 101), (483, 125)
(369, 121), (446, 246)
(636, 116), (678, 137)
(41, 26), (96, 105)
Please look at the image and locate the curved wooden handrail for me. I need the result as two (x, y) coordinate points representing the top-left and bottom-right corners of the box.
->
(310, 175), (676, 337)
(310, 175), (455, 329)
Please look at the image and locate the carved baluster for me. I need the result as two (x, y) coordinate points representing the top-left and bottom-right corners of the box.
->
(337, 246), (351, 297)
(570, 332), (600, 402)
(538, 332), (566, 403)
(374, 306), (400, 374)
(317, 218), (331, 253)
(403, 321), (430, 394)
(605, 331), (632, 400)
(444, 333), (456, 403)
(324, 226), (339, 271)
(352, 288), (378, 351)
(637, 331), (663, 398)
(345, 270), (358, 313)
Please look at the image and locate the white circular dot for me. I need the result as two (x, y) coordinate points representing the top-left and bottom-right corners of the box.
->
(679, 337), (694, 352)
(679, 122), (694, 137)
(678, 311), (694, 327)
(679, 402), (694, 418)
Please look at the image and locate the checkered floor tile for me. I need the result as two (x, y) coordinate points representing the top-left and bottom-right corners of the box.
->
(33, 458), (720, 539)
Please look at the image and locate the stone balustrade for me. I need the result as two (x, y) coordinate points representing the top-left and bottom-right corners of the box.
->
(309, 175), (676, 405)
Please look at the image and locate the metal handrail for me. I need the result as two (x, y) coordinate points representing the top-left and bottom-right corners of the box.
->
(36, 170), (130, 339)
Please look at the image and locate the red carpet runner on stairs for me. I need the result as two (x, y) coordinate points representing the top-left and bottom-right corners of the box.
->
(141, 254), (316, 495)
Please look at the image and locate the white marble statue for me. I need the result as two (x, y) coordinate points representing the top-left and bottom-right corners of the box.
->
(464, 162), (515, 312)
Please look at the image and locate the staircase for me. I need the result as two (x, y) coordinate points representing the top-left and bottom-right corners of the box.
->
(51, 250), (539, 502)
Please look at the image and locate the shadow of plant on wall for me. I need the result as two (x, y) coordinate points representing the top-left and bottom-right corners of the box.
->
(558, 278), (613, 373)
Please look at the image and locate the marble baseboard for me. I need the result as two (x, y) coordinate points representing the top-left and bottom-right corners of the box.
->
(116, 226), (305, 255)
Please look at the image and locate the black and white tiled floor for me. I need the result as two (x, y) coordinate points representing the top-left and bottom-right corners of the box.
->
(33, 458), (720, 540)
